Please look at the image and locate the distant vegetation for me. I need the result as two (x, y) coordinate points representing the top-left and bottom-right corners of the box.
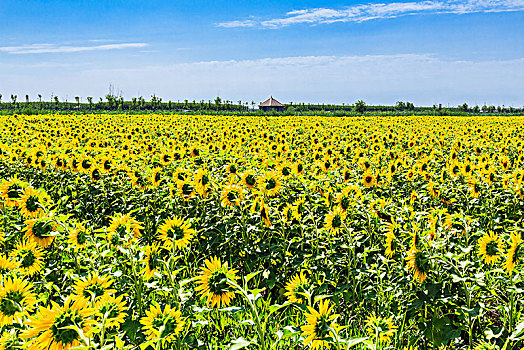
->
(0, 93), (522, 116)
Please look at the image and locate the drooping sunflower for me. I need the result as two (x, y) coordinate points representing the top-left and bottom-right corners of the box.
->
(0, 277), (37, 326)
(405, 248), (429, 283)
(9, 241), (45, 276)
(18, 187), (51, 219)
(73, 273), (116, 302)
(478, 231), (503, 265)
(90, 167), (102, 182)
(337, 186), (360, 212)
(140, 302), (185, 347)
(324, 207), (346, 235)
(260, 200), (272, 227)
(504, 233), (522, 273)
(220, 184), (244, 207)
(284, 271), (310, 304)
(22, 297), (95, 350)
(365, 313), (397, 345)
(301, 299), (339, 350)
(384, 230), (398, 258)
(260, 171), (281, 197)
(106, 213), (143, 247)
(157, 217), (195, 251)
(23, 214), (57, 248)
(150, 167), (163, 188)
(195, 256), (239, 308)
(0, 177), (27, 207)
(94, 294), (128, 329)
(67, 221), (90, 251)
(468, 178), (481, 198)
(194, 168), (211, 197)
(141, 244), (164, 280)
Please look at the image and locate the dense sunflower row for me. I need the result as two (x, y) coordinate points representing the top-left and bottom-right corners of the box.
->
(0, 114), (523, 349)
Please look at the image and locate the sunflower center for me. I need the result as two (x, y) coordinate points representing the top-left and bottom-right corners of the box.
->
(0, 291), (25, 316)
(20, 251), (36, 268)
(155, 172), (161, 182)
(208, 271), (230, 295)
(81, 159), (91, 170)
(148, 251), (161, 270)
(331, 215), (342, 228)
(32, 220), (53, 239)
(486, 240), (499, 256)
(297, 163), (304, 173)
(200, 174), (209, 186)
(265, 178), (276, 190)
(51, 312), (81, 345)
(340, 196), (350, 210)
(414, 252), (428, 274)
(167, 226), (185, 241)
(344, 171), (350, 181)
(7, 184), (22, 199)
(229, 164), (237, 174)
(76, 230), (88, 245)
(25, 196), (40, 212)
(246, 175), (256, 186)
(365, 176), (373, 183)
(104, 160), (111, 170)
(282, 167), (291, 176)
(92, 169), (101, 180)
(227, 191), (237, 202)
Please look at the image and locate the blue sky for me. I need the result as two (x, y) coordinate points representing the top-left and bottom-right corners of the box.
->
(1, 0), (523, 106)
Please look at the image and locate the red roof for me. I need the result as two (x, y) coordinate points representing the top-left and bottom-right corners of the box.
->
(259, 96), (284, 107)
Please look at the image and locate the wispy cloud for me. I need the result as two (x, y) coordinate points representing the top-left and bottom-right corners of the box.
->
(0, 42), (148, 54)
(217, 0), (524, 28)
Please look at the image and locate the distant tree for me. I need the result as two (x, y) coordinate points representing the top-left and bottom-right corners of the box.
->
(406, 102), (415, 110)
(497, 106), (502, 113)
(87, 97), (93, 110)
(53, 96), (59, 108)
(0, 94), (2, 104)
(460, 103), (469, 112)
(75, 96), (80, 108)
(473, 105), (480, 113)
(396, 101), (406, 110)
(354, 100), (367, 114)
(25, 94), (29, 103)
(131, 97), (137, 110)
(214, 97), (222, 110)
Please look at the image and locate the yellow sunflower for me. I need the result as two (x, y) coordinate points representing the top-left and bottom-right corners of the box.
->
(365, 313), (397, 345)
(0, 256), (16, 275)
(260, 171), (281, 197)
(157, 216), (195, 251)
(140, 302), (185, 347)
(0, 277), (37, 326)
(0, 177), (27, 207)
(9, 241), (45, 276)
(220, 184), (244, 207)
(324, 207), (346, 235)
(405, 248), (429, 283)
(241, 171), (258, 190)
(362, 173), (376, 188)
(195, 256), (238, 308)
(67, 221), (90, 251)
(141, 243), (164, 280)
(94, 294), (128, 329)
(106, 213), (143, 247)
(301, 299), (339, 350)
(504, 233), (522, 274)
(18, 187), (51, 219)
(194, 168), (212, 197)
(478, 231), (503, 265)
(22, 297), (95, 350)
(23, 214), (57, 248)
(384, 230), (398, 258)
(73, 273), (116, 302)
(284, 271), (310, 304)
(176, 179), (196, 201)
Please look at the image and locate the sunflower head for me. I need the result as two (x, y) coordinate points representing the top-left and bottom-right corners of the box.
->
(365, 314), (397, 345)
(478, 231), (503, 266)
(195, 256), (238, 308)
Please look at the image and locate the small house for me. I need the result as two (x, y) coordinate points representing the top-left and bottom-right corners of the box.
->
(258, 96), (285, 111)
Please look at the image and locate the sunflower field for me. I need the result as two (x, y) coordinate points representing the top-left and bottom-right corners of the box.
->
(0, 113), (524, 350)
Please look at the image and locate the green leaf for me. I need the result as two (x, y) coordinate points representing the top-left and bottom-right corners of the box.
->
(339, 337), (370, 348)
(228, 337), (251, 350)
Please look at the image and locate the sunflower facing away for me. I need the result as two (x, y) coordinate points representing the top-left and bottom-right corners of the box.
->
(195, 256), (239, 308)
(10, 240), (45, 276)
(94, 294), (128, 329)
(405, 248), (429, 283)
(220, 183), (244, 207)
(22, 297), (95, 350)
(478, 231), (503, 265)
(140, 302), (185, 346)
(284, 271), (310, 304)
(365, 313), (397, 345)
(157, 216), (195, 251)
(73, 273), (116, 302)
(18, 187), (51, 219)
(384, 230), (398, 258)
(106, 213), (143, 247)
(0, 277), (37, 326)
(301, 299), (339, 350)
(504, 232), (522, 274)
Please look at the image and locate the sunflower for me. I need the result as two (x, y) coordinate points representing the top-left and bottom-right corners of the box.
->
(160, 153), (171, 166)
(94, 294), (128, 329)
(195, 256), (238, 308)
(362, 173), (376, 188)
(0, 330), (24, 350)
(281, 204), (294, 224)
(226, 163), (238, 175)
(22, 297), (95, 350)
(176, 180), (196, 201)
(73, 273), (116, 302)
(384, 230), (398, 258)
(478, 231), (503, 265)
(18, 187), (51, 219)
(301, 299), (339, 350)
(90, 167), (102, 182)
(23, 214), (57, 248)
(365, 314), (397, 345)
(0, 256), (16, 275)
(157, 216), (195, 251)
(79, 156), (93, 174)
(242, 171), (258, 191)
(468, 178), (481, 198)
(504, 233), (522, 273)
(284, 271), (310, 304)
(405, 248), (429, 283)
(150, 167), (163, 188)
(0, 277), (37, 326)
(278, 163), (293, 179)
(220, 184), (244, 207)
(67, 222), (90, 251)
(10, 241), (45, 276)
(260, 171), (281, 197)
(337, 186), (360, 211)
(260, 200), (272, 227)
(141, 244), (164, 280)
(140, 302), (185, 346)
(324, 207), (346, 235)
(293, 161), (305, 176)
(194, 168), (211, 197)
(0, 177), (27, 207)
(106, 213), (143, 247)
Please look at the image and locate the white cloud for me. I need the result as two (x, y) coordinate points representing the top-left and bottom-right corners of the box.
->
(2, 54), (523, 107)
(217, 0), (524, 28)
(0, 42), (148, 54)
